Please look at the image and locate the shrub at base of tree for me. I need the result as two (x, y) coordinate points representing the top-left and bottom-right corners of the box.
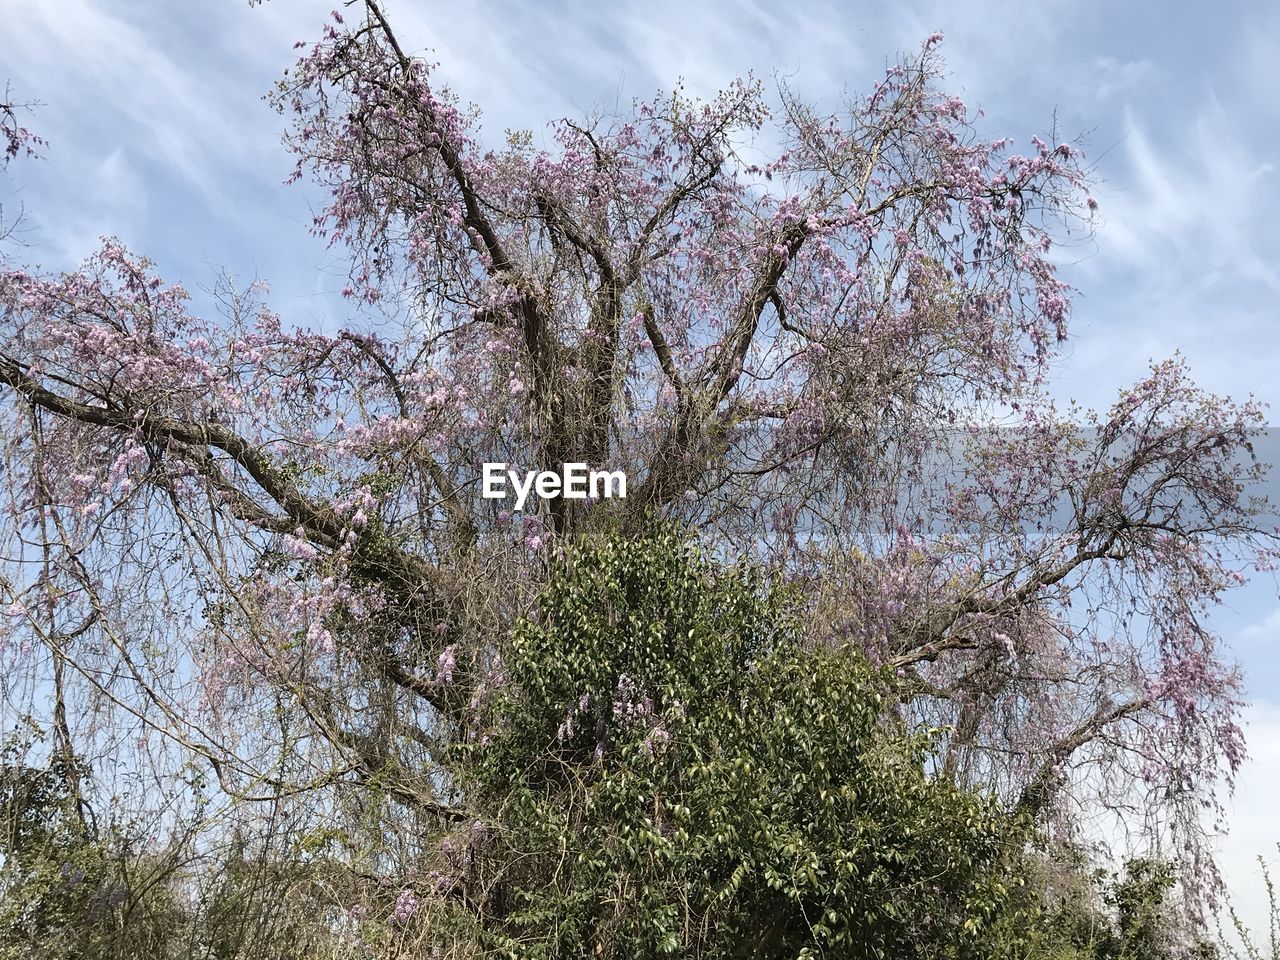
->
(452, 527), (1024, 958)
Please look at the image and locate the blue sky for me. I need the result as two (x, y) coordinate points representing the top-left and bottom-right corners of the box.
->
(3, 0), (1279, 929)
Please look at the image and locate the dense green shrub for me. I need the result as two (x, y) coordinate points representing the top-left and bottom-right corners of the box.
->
(996, 856), (1216, 960)
(459, 527), (1026, 959)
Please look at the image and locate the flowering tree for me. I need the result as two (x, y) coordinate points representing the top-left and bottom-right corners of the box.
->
(0, 0), (1273, 931)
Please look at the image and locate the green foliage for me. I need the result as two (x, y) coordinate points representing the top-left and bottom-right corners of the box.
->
(0, 732), (332, 960)
(991, 855), (1215, 960)
(460, 526), (1026, 959)
(1102, 859), (1179, 960)
(0, 736), (150, 959)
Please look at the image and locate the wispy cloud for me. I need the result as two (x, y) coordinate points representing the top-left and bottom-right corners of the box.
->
(1097, 103), (1276, 287)
(1240, 608), (1280, 644)
(5, 0), (251, 205)
(1087, 57), (1154, 102)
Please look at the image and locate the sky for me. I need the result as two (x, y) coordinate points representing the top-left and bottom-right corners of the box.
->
(2, 0), (1279, 933)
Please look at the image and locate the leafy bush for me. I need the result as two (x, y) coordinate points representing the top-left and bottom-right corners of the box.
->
(1004, 856), (1214, 960)
(460, 526), (1027, 959)
(0, 735), (179, 959)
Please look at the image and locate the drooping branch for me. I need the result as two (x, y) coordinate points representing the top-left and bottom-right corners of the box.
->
(1016, 697), (1152, 816)
(0, 354), (345, 542)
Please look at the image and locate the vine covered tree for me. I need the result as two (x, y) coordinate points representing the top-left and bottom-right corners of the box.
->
(0, 1), (1273, 949)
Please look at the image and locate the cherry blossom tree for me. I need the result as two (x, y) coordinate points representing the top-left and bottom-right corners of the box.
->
(0, 0), (1273, 926)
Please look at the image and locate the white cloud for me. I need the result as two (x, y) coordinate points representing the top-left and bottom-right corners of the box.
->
(1093, 103), (1276, 288)
(1088, 57), (1155, 102)
(1241, 608), (1280, 644)
(2, 0), (249, 203)
(1060, 81), (1279, 414)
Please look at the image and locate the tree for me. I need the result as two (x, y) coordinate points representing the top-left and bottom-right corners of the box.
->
(0, 0), (1272, 936)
